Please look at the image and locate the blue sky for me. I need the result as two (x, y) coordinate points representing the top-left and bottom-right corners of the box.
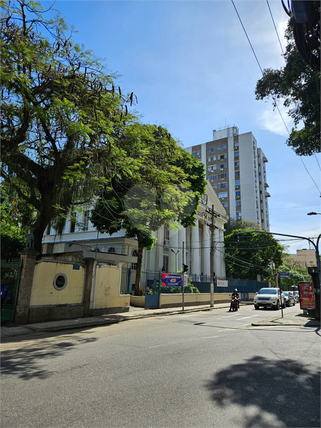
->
(45, 0), (320, 254)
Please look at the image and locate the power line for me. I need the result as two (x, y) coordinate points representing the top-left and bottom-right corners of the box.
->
(231, 0), (321, 195)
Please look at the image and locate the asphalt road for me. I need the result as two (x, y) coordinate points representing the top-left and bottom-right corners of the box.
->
(1, 305), (320, 428)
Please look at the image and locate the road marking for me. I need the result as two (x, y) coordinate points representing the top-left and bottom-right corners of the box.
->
(237, 315), (260, 320)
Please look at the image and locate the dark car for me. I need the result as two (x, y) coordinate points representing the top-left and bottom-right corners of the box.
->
(282, 291), (295, 307)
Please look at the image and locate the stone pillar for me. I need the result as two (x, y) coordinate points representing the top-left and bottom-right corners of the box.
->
(15, 249), (39, 325)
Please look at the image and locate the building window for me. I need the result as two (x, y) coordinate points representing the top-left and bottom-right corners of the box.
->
(208, 148), (212, 153)
(235, 181), (240, 186)
(222, 202), (228, 208)
(164, 223), (169, 245)
(236, 201), (241, 207)
(209, 175), (217, 181)
(208, 165), (217, 172)
(46, 224), (51, 235)
(132, 249), (138, 257)
(53, 273), (67, 291)
(163, 255), (169, 272)
(192, 152), (197, 157)
(82, 210), (90, 231)
(70, 212), (76, 233)
(235, 161), (240, 167)
(235, 171), (240, 178)
(235, 191), (241, 197)
(218, 192), (228, 198)
(108, 247), (116, 253)
(234, 152), (239, 157)
(218, 154), (227, 160)
(217, 173), (227, 179)
(131, 263), (137, 270)
(208, 156), (216, 162)
(236, 212), (242, 218)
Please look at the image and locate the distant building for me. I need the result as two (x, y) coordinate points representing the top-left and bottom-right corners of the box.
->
(185, 126), (270, 230)
(286, 249), (317, 270)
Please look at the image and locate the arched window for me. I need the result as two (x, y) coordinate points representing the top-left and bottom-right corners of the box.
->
(108, 247), (115, 253)
(132, 249), (138, 257)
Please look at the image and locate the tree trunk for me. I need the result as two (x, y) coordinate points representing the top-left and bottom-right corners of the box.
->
(134, 232), (144, 296)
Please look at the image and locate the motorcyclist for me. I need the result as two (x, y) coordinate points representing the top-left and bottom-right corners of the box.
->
(228, 289), (239, 311)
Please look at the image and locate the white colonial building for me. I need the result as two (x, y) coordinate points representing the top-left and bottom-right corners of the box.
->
(42, 182), (228, 291)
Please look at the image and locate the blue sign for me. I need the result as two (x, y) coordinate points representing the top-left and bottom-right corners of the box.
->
(162, 273), (183, 287)
(73, 265), (80, 270)
(279, 272), (289, 278)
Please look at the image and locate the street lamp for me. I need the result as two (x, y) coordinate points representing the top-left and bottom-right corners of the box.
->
(171, 248), (180, 273)
(307, 212), (321, 215)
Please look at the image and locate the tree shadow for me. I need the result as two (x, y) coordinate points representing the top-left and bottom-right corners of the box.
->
(1, 335), (97, 380)
(206, 356), (320, 427)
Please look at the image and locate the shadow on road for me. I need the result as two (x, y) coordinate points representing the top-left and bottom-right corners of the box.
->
(206, 356), (320, 428)
(1, 335), (97, 380)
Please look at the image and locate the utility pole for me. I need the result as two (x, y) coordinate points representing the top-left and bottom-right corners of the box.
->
(205, 205), (219, 307)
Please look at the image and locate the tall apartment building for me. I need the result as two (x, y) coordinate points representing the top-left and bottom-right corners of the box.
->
(185, 126), (270, 230)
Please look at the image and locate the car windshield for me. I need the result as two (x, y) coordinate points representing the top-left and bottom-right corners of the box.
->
(259, 289), (277, 295)
(283, 292), (288, 296)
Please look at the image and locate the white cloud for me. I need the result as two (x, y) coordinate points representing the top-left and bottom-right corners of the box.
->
(258, 104), (293, 136)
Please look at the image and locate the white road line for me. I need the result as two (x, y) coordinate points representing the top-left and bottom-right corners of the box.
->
(237, 315), (260, 320)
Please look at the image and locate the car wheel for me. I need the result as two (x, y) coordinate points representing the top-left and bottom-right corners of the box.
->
(255, 305), (259, 310)
(275, 300), (280, 310)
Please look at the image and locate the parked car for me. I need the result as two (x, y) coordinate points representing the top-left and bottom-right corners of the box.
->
(254, 288), (286, 310)
(282, 291), (295, 307)
(292, 291), (300, 303)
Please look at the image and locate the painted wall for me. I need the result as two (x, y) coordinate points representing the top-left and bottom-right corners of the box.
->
(30, 261), (85, 306)
(94, 265), (130, 309)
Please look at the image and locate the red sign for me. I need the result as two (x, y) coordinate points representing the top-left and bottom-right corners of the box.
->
(298, 282), (315, 310)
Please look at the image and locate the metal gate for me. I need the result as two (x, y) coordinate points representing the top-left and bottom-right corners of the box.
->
(1, 259), (22, 322)
(145, 271), (161, 309)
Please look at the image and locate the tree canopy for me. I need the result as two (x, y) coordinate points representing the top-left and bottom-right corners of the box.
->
(255, 24), (320, 156)
(224, 229), (284, 281)
(91, 123), (206, 295)
(1, 0), (137, 252)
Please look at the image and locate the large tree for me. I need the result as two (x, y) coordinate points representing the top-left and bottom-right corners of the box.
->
(0, 0), (136, 253)
(91, 124), (206, 295)
(255, 23), (320, 156)
(224, 229), (284, 281)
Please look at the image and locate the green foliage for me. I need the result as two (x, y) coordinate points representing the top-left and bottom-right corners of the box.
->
(1, 0), (136, 252)
(277, 263), (307, 289)
(224, 218), (259, 236)
(224, 229), (284, 281)
(91, 123), (206, 295)
(255, 24), (320, 156)
(0, 183), (32, 259)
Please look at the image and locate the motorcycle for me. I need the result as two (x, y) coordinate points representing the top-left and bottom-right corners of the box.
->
(230, 295), (239, 311)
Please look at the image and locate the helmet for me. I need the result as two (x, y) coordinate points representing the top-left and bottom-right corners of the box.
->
(234, 289), (238, 292)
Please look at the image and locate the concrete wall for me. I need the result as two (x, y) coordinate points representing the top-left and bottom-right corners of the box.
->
(93, 265), (130, 314)
(30, 261), (85, 306)
(130, 293), (231, 308)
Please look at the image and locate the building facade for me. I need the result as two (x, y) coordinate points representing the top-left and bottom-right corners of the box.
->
(42, 182), (228, 291)
(185, 126), (270, 230)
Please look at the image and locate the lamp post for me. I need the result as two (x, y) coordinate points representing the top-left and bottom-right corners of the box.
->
(170, 248), (180, 273)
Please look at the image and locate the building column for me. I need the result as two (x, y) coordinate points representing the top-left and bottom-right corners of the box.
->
(168, 228), (179, 273)
(191, 220), (200, 278)
(202, 221), (211, 278)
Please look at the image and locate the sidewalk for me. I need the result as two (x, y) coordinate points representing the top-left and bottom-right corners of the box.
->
(1, 303), (319, 340)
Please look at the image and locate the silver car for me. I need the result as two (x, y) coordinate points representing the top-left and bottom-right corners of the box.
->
(283, 291), (295, 306)
(254, 287), (286, 310)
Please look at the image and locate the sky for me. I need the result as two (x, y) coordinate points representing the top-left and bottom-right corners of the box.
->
(43, 0), (320, 254)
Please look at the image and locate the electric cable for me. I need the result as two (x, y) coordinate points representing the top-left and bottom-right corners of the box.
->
(231, 0), (321, 196)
